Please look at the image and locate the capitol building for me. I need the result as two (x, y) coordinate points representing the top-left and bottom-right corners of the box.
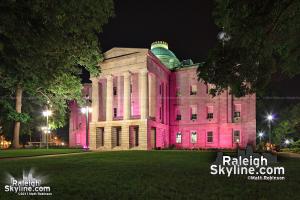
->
(69, 41), (256, 150)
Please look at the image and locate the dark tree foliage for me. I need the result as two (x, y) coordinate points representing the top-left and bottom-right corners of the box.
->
(198, 0), (300, 97)
(0, 0), (114, 147)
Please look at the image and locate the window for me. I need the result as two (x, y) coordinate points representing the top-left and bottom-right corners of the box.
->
(191, 131), (197, 144)
(130, 84), (132, 93)
(207, 131), (213, 143)
(234, 104), (241, 118)
(207, 106), (213, 119)
(190, 85), (197, 95)
(233, 130), (240, 143)
(176, 115), (181, 120)
(234, 111), (240, 118)
(191, 105), (197, 120)
(113, 108), (117, 118)
(207, 84), (214, 94)
(113, 87), (117, 95)
(116, 127), (121, 146)
(176, 132), (182, 144)
(135, 127), (139, 146)
(207, 113), (213, 119)
(191, 114), (197, 120)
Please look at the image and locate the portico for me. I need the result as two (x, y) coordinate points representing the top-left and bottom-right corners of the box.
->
(89, 48), (151, 150)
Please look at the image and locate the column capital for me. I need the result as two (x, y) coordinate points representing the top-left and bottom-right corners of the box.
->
(123, 71), (131, 78)
(139, 68), (148, 75)
(105, 74), (113, 81)
(91, 77), (99, 85)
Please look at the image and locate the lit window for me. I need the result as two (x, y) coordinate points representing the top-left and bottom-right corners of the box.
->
(190, 85), (197, 95)
(176, 132), (182, 144)
(113, 108), (117, 118)
(233, 130), (240, 143)
(207, 131), (213, 143)
(113, 87), (117, 95)
(191, 131), (197, 143)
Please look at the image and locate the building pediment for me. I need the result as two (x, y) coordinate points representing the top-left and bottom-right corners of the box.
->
(104, 47), (149, 60)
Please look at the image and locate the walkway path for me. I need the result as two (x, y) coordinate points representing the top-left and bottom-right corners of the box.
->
(277, 152), (300, 159)
(0, 151), (93, 161)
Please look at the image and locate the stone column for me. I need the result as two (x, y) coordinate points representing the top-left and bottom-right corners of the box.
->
(117, 76), (122, 117)
(89, 123), (97, 150)
(121, 124), (130, 149)
(106, 75), (113, 121)
(148, 74), (156, 118)
(91, 78), (99, 122)
(123, 71), (131, 120)
(139, 69), (149, 119)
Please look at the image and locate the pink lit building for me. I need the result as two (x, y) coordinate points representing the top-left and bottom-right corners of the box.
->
(69, 41), (256, 150)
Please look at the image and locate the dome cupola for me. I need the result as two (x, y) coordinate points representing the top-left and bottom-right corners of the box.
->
(150, 41), (180, 69)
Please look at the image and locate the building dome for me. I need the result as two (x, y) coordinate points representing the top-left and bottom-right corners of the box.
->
(150, 41), (180, 69)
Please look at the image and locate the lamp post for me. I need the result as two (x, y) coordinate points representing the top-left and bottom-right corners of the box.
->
(81, 95), (92, 150)
(266, 114), (274, 144)
(42, 109), (52, 149)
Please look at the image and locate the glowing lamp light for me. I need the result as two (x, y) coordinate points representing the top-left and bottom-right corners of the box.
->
(81, 107), (92, 114)
(42, 110), (52, 117)
(284, 139), (290, 145)
(266, 114), (274, 121)
(61, 142), (65, 146)
(258, 132), (264, 137)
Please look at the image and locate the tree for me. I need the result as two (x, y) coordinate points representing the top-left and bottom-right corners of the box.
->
(198, 0), (300, 97)
(272, 104), (300, 145)
(0, 0), (114, 148)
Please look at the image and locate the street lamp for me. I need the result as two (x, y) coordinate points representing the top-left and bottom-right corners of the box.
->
(284, 139), (290, 145)
(42, 109), (52, 149)
(217, 29), (231, 47)
(81, 95), (92, 150)
(258, 131), (264, 143)
(266, 114), (274, 144)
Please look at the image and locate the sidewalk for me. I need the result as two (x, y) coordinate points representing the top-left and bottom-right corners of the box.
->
(277, 152), (300, 159)
(0, 151), (92, 161)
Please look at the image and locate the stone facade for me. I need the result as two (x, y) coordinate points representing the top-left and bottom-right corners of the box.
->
(69, 42), (256, 150)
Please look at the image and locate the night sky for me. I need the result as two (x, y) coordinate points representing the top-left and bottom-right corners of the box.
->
(99, 0), (219, 62)
(93, 0), (300, 98)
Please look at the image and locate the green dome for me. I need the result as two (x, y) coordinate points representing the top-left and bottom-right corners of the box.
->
(150, 41), (180, 69)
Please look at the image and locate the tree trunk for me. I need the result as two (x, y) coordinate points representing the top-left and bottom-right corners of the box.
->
(13, 85), (23, 148)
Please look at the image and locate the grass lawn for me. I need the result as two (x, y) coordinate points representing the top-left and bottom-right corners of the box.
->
(0, 148), (83, 159)
(0, 151), (299, 200)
